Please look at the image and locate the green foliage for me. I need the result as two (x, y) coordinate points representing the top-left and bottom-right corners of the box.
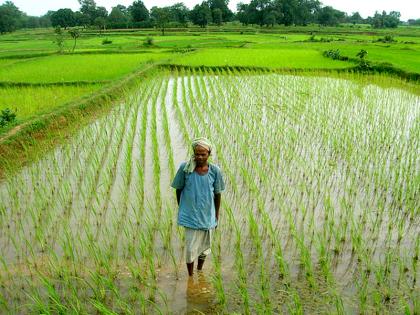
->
(371, 11), (400, 28)
(51, 8), (76, 29)
(323, 49), (348, 61)
(0, 108), (16, 127)
(78, 0), (97, 25)
(143, 36), (154, 47)
(374, 35), (396, 43)
(102, 38), (112, 45)
(356, 49), (368, 59)
(190, 2), (212, 28)
(53, 26), (65, 53)
(318, 6), (346, 26)
(356, 49), (371, 70)
(168, 3), (189, 26)
(107, 5), (129, 29)
(150, 6), (170, 35)
(129, 0), (149, 23)
(68, 28), (80, 52)
(0, 1), (22, 34)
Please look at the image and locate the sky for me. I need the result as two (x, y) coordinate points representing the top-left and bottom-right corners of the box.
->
(2, 0), (419, 21)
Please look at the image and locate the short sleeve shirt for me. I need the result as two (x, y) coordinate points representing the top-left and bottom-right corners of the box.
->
(171, 162), (225, 229)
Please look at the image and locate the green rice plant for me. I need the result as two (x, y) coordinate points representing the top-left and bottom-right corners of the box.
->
(0, 53), (172, 83)
(173, 48), (353, 69)
(0, 85), (102, 121)
(287, 288), (304, 315)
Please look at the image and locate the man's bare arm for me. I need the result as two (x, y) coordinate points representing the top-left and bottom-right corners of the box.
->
(176, 189), (182, 205)
(214, 193), (221, 222)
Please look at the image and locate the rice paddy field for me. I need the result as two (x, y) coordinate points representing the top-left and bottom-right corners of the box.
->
(0, 68), (418, 314)
(0, 85), (103, 120)
(0, 53), (172, 83)
(172, 48), (352, 69)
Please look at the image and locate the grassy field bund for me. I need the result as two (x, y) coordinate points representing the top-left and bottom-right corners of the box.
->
(0, 26), (419, 314)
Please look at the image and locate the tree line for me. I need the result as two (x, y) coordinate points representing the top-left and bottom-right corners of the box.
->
(0, 0), (412, 34)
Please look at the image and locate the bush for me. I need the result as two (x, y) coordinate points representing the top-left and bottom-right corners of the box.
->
(322, 49), (348, 61)
(102, 38), (112, 45)
(0, 108), (17, 128)
(143, 36), (154, 47)
(374, 35), (396, 43)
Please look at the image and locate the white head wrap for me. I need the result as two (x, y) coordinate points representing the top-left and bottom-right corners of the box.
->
(184, 137), (212, 173)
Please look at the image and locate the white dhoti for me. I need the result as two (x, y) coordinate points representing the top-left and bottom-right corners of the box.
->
(184, 227), (213, 263)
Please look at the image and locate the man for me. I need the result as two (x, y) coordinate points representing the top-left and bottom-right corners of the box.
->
(171, 137), (225, 276)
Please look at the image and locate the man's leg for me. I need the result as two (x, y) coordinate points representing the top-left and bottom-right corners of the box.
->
(197, 253), (206, 270)
(187, 261), (194, 276)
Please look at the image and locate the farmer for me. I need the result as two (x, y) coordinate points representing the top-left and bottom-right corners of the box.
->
(171, 137), (225, 276)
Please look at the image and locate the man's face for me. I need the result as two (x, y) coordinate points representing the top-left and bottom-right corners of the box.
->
(194, 145), (210, 166)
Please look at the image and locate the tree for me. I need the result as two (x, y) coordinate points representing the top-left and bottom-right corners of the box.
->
(371, 10), (400, 28)
(263, 10), (277, 26)
(94, 16), (106, 31)
(408, 19), (420, 26)
(294, 0), (320, 25)
(150, 7), (170, 35)
(236, 2), (251, 25)
(349, 12), (363, 25)
(384, 11), (400, 28)
(190, 2), (212, 27)
(51, 9), (76, 29)
(273, 0), (296, 26)
(53, 26), (65, 53)
(95, 6), (108, 20)
(39, 14), (52, 28)
(169, 3), (189, 26)
(23, 16), (40, 28)
(108, 6), (129, 29)
(68, 28), (80, 52)
(371, 11), (383, 28)
(317, 6), (345, 26)
(0, 1), (22, 34)
(208, 0), (233, 22)
(78, 0), (97, 24)
(129, 0), (149, 23)
(212, 8), (223, 25)
(247, 0), (273, 27)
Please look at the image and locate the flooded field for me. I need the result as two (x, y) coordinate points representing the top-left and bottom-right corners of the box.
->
(0, 70), (419, 314)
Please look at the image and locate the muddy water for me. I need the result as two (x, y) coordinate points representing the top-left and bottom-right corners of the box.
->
(0, 72), (419, 314)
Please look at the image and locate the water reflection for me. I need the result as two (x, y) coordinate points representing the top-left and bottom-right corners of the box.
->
(185, 272), (216, 314)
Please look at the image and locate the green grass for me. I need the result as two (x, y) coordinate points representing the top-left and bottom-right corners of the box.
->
(0, 85), (103, 120)
(0, 53), (173, 83)
(337, 44), (420, 73)
(173, 48), (353, 68)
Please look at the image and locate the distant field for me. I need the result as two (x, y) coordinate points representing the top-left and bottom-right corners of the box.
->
(173, 48), (353, 68)
(0, 27), (418, 137)
(337, 44), (420, 73)
(0, 53), (172, 83)
(0, 85), (102, 120)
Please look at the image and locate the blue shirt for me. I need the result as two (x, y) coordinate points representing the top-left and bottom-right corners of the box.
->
(171, 162), (225, 229)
